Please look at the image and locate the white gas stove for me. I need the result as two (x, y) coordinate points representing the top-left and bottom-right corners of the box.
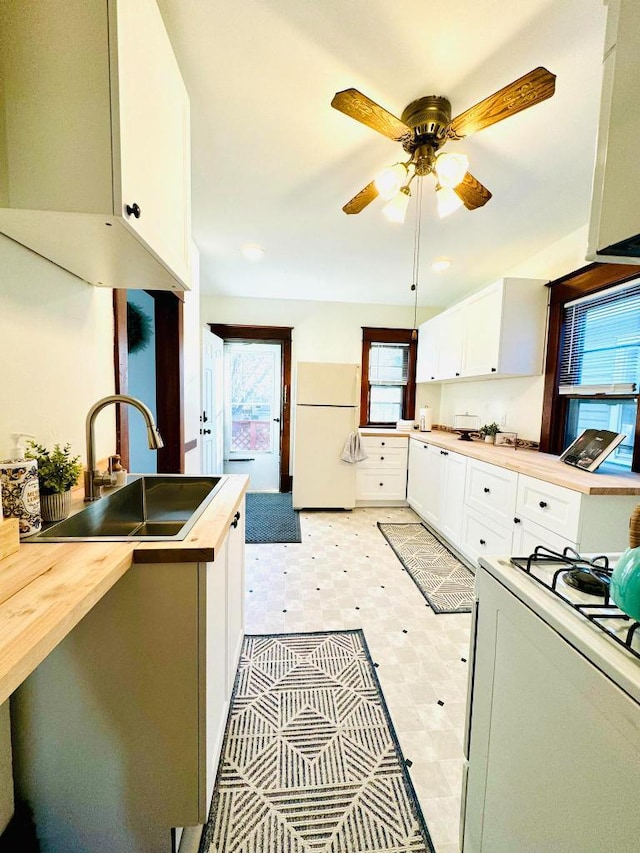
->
(461, 546), (640, 853)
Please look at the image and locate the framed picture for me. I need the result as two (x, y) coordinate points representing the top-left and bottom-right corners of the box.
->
(559, 429), (626, 472)
(495, 431), (518, 448)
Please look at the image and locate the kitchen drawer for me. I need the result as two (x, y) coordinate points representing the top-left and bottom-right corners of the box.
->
(512, 516), (578, 557)
(360, 435), (409, 453)
(461, 505), (513, 566)
(516, 474), (582, 541)
(358, 446), (408, 469)
(465, 459), (518, 527)
(356, 469), (407, 501)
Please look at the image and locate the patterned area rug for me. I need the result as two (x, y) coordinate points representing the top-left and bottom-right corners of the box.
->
(245, 492), (302, 544)
(201, 630), (435, 853)
(377, 522), (474, 614)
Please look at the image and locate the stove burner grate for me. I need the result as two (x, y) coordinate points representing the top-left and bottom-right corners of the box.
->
(511, 545), (640, 662)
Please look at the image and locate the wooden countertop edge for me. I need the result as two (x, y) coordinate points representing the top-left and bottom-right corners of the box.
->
(373, 430), (640, 495)
(0, 475), (249, 703)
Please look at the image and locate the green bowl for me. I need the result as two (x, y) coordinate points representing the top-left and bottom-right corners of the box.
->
(610, 547), (640, 622)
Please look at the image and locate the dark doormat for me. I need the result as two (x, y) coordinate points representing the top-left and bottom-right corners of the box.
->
(245, 492), (302, 544)
(377, 521), (475, 614)
(199, 630), (435, 853)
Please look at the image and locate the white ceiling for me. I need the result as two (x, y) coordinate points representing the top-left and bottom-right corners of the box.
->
(158, 0), (607, 308)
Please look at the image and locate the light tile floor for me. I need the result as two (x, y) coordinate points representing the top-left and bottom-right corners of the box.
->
(244, 505), (472, 853)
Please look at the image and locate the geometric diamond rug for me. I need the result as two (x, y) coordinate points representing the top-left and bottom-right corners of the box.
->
(245, 492), (302, 544)
(200, 630), (435, 852)
(377, 522), (475, 614)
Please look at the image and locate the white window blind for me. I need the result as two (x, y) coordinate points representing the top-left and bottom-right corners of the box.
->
(559, 280), (640, 395)
(368, 343), (410, 385)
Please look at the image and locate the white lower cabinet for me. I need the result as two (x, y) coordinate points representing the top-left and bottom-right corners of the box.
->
(11, 498), (246, 853)
(407, 441), (639, 564)
(407, 438), (430, 518)
(356, 435), (408, 503)
(461, 505), (514, 566)
(407, 438), (467, 545)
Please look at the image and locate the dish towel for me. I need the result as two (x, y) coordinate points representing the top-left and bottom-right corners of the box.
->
(341, 431), (368, 463)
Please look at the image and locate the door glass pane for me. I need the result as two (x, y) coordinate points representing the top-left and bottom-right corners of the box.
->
(229, 349), (275, 453)
(565, 398), (636, 470)
(370, 385), (403, 423)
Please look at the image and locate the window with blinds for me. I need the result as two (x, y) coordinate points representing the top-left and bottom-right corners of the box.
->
(559, 279), (640, 470)
(368, 342), (410, 423)
(559, 280), (640, 395)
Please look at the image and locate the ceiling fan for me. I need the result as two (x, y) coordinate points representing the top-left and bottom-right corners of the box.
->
(331, 67), (556, 221)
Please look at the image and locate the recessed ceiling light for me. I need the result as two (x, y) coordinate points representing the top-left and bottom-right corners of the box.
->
(242, 244), (265, 262)
(432, 258), (451, 272)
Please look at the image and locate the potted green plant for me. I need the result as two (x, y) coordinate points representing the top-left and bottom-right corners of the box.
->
(26, 441), (82, 522)
(479, 422), (500, 444)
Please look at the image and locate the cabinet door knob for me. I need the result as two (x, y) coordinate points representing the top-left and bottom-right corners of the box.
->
(231, 510), (241, 529)
(379, 482), (384, 487)
(381, 441), (385, 446)
(200, 428), (211, 435)
(539, 500), (548, 508)
(479, 539), (486, 545)
(125, 202), (141, 219)
(380, 456), (384, 461)
(483, 487), (490, 494)
(514, 517), (521, 524)
(443, 451), (448, 456)
(455, 372), (460, 376)
(440, 450), (445, 455)
(491, 367), (497, 373)
(430, 376), (435, 380)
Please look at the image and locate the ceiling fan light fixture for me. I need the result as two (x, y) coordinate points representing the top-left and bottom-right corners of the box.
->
(436, 184), (463, 219)
(374, 163), (408, 200)
(434, 152), (469, 188)
(382, 186), (411, 223)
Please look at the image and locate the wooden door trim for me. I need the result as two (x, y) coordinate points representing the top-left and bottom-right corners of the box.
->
(209, 324), (293, 492)
(113, 290), (185, 474)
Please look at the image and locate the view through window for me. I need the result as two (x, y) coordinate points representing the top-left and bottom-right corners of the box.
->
(560, 280), (640, 470)
(368, 342), (410, 423)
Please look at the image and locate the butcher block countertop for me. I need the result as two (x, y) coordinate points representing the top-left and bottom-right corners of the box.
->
(0, 475), (248, 705)
(360, 428), (640, 495)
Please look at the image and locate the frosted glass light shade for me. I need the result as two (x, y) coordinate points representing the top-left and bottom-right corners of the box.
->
(382, 187), (411, 223)
(434, 152), (469, 188)
(375, 163), (408, 199)
(436, 185), (463, 218)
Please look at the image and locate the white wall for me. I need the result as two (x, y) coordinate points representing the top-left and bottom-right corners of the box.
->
(0, 235), (115, 463)
(200, 294), (434, 366)
(422, 225), (591, 441)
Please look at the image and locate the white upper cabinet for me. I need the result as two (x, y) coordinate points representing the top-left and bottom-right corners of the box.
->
(0, 0), (191, 291)
(416, 277), (548, 382)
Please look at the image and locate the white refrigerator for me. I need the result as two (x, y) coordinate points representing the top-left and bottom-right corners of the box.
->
(292, 362), (360, 509)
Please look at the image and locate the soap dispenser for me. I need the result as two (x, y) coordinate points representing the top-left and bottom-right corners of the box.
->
(0, 432), (42, 537)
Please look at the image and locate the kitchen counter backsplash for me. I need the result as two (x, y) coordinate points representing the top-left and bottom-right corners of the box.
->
(361, 424), (540, 450)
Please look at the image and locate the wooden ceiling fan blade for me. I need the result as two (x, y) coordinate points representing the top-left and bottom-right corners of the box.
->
(448, 67), (556, 139)
(342, 181), (379, 214)
(331, 89), (411, 142)
(454, 172), (492, 210)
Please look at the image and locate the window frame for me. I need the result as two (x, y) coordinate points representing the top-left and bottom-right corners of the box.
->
(540, 262), (640, 472)
(360, 327), (417, 427)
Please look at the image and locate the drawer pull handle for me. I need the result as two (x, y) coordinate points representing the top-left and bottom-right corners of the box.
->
(539, 501), (548, 509)
(381, 442), (385, 446)
(479, 539), (486, 545)
(483, 487), (490, 494)
(379, 482), (384, 487)
(380, 456), (384, 461)
(514, 517), (521, 524)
